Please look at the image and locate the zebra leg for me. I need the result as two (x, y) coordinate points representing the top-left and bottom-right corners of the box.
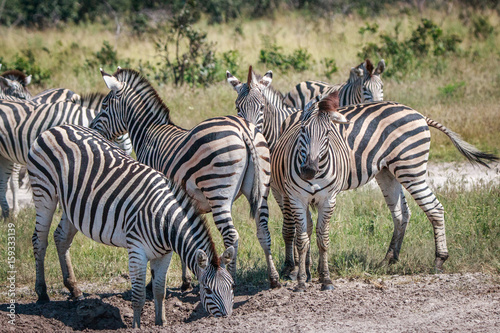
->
(181, 262), (193, 291)
(305, 208), (313, 282)
(213, 208), (239, 281)
(280, 195), (298, 280)
(9, 163), (21, 217)
(252, 195), (281, 288)
(32, 193), (58, 303)
(150, 252), (173, 326)
(54, 214), (82, 300)
(375, 168), (411, 265)
(316, 199), (336, 291)
(396, 171), (448, 271)
(128, 248), (148, 329)
(0, 157), (14, 218)
(291, 200), (310, 292)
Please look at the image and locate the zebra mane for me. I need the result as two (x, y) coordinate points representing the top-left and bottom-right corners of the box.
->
(1, 70), (29, 85)
(112, 68), (173, 125)
(170, 180), (220, 268)
(77, 92), (107, 110)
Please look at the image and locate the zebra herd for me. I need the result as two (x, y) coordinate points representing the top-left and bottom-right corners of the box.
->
(0, 59), (497, 327)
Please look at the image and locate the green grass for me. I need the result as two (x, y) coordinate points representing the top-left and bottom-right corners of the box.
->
(1, 182), (498, 301)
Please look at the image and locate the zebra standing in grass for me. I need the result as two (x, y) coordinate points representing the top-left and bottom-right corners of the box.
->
(90, 68), (280, 289)
(28, 124), (235, 328)
(283, 59), (385, 109)
(0, 99), (133, 218)
(231, 68), (498, 273)
(271, 92), (350, 291)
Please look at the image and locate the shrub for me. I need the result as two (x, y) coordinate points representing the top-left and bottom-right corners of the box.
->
(1, 50), (52, 85)
(259, 39), (313, 73)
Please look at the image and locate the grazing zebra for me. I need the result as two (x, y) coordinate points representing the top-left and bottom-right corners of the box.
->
(283, 59), (385, 109)
(0, 69), (32, 100)
(271, 92), (350, 291)
(28, 124), (234, 328)
(0, 99), (133, 218)
(230, 69), (498, 272)
(90, 68), (280, 289)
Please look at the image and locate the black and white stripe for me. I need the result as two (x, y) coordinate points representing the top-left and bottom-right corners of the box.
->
(270, 92), (350, 291)
(90, 68), (280, 289)
(28, 124), (234, 328)
(283, 59), (385, 109)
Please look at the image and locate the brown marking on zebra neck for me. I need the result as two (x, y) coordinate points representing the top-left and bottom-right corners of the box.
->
(112, 67), (174, 125)
(318, 91), (340, 113)
(365, 59), (374, 76)
(1, 70), (29, 85)
(247, 65), (253, 86)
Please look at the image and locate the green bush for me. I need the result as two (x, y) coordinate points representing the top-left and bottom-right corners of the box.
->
(1, 50), (52, 85)
(259, 40), (313, 73)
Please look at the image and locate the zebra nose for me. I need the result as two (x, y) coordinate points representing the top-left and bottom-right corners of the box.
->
(300, 163), (319, 180)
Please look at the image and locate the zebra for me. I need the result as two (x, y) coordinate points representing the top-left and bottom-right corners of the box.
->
(30, 88), (81, 104)
(0, 99), (133, 218)
(0, 69), (32, 100)
(230, 70), (498, 273)
(28, 124), (235, 328)
(270, 92), (351, 291)
(90, 67), (280, 289)
(283, 59), (385, 109)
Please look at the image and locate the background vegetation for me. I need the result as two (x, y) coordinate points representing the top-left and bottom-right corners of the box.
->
(0, 1), (498, 300)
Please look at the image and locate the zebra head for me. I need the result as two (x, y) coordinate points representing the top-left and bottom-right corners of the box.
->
(361, 59), (385, 102)
(91, 68), (129, 141)
(298, 92), (349, 181)
(227, 66), (272, 131)
(0, 69), (32, 99)
(196, 246), (235, 317)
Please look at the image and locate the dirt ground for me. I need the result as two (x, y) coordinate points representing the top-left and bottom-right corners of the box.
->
(1, 162), (499, 332)
(1, 273), (499, 332)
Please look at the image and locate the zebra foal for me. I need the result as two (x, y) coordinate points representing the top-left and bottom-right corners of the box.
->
(28, 124), (234, 328)
(271, 92), (350, 291)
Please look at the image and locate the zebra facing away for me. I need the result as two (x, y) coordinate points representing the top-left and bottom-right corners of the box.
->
(90, 68), (280, 289)
(283, 59), (385, 109)
(0, 99), (133, 218)
(0, 68), (32, 100)
(271, 92), (350, 291)
(28, 124), (234, 328)
(230, 70), (498, 273)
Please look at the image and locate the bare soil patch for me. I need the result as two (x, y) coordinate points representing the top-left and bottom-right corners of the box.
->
(1, 273), (499, 332)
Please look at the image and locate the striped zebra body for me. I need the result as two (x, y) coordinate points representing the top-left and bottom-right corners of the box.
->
(271, 92), (350, 291)
(31, 88), (80, 104)
(90, 68), (280, 288)
(280, 101), (498, 271)
(0, 99), (132, 218)
(28, 124), (234, 328)
(283, 59), (385, 109)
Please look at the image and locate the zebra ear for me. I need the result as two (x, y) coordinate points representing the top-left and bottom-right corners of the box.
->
(24, 75), (32, 86)
(101, 68), (123, 92)
(257, 70), (272, 90)
(351, 66), (363, 78)
(374, 59), (385, 75)
(329, 111), (350, 124)
(226, 71), (244, 93)
(0, 76), (15, 89)
(220, 246), (235, 267)
(196, 249), (209, 269)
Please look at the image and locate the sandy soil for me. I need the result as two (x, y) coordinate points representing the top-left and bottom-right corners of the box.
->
(1, 273), (498, 332)
(1, 162), (499, 332)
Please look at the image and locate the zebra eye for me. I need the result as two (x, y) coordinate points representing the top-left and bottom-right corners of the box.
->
(204, 287), (213, 295)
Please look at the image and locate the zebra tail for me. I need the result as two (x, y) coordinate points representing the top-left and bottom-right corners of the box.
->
(425, 117), (499, 168)
(241, 127), (264, 218)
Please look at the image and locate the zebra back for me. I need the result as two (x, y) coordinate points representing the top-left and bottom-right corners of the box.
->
(28, 124), (234, 322)
(31, 88), (80, 104)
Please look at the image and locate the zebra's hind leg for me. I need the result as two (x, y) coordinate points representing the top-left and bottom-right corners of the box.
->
(316, 198), (336, 291)
(128, 249), (148, 328)
(53, 213), (82, 300)
(9, 163), (21, 217)
(0, 157), (14, 218)
(375, 168), (411, 265)
(32, 192), (58, 303)
(150, 252), (173, 326)
(396, 169), (448, 271)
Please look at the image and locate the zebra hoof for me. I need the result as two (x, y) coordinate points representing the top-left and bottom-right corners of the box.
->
(321, 284), (335, 291)
(36, 294), (50, 304)
(181, 281), (193, 292)
(270, 279), (282, 289)
(294, 283), (306, 292)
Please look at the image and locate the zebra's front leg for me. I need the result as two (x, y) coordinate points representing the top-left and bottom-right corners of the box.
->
(180, 262), (193, 291)
(150, 252), (173, 326)
(54, 214), (82, 300)
(291, 200), (310, 292)
(9, 163), (21, 217)
(305, 208), (313, 282)
(0, 157), (14, 218)
(316, 198), (336, 291)
(280, 196), (297, 280)
(253, 197), (280, 288)
(128, 248), (148, 329)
